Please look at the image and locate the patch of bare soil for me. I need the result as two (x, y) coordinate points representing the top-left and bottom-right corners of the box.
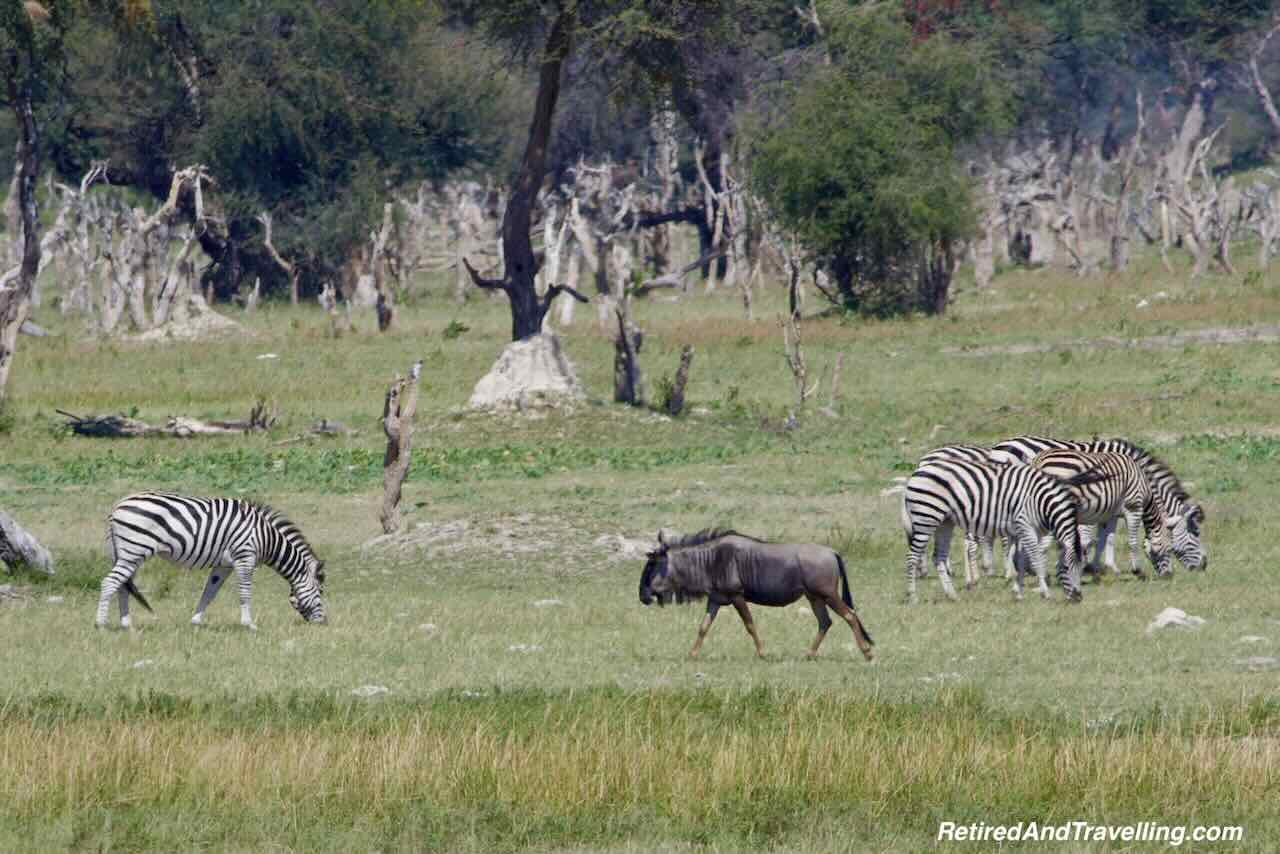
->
(943, 324), (1280, 357)
(362, 514), (654, 573)
(0, 583), (32, 605)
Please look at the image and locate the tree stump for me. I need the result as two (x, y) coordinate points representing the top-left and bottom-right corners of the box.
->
(380, 360), (423, 534)
(0, 510), (54, 575)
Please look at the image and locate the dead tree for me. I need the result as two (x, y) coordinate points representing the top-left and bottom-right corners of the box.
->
(0, 509), (54, 575)
(780, 313), (818, 426)
(0, 54), (42, 402)
(258, 211), (300, 305)
(380, 359), (423, 535)
(613, 293), (644, 406)
(663, 345), (695, 417)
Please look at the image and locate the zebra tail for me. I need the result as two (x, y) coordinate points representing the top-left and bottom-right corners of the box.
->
(835, 553), (872, 646)
(124, 579), (154, 613)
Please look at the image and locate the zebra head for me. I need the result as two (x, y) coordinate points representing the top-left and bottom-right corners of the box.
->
(1144, 521), (1174, 578)
(1165, 504), (1206, 571)
(288, 558), (327, 624)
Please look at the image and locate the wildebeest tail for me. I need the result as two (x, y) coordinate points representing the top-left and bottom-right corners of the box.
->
(124, 578), (154, 613)
(836, 553), (854, 609)
(835, 553), (873, 646)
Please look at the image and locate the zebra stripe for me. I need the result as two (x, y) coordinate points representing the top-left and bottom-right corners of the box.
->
(97, 492), (326, 629)
(902, 459), (1092, 603)
(993, 435), (1206, 570)
(1031, 450), (1173, 581)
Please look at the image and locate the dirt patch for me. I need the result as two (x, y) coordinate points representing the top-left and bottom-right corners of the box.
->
(0, 583), (32, 605)
(943, 324), (1280, 357)
(362, 514), (655, 572)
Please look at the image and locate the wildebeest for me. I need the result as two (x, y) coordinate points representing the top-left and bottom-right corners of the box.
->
(637, 528), (874, 661)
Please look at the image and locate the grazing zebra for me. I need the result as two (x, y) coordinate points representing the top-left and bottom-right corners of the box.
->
(917, 444), (1010, 587)
(97, 492), (327, 629)
(902, 459), (1101, 603)
(992, 435), (1206, 571)
(1031, 450), (1173, 582)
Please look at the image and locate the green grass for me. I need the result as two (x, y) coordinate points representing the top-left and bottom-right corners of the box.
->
(2, 255), (1280, 851)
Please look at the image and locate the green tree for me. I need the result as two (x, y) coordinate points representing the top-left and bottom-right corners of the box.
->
(750, 2), (1010, 315)
(36, 1), (515, 298)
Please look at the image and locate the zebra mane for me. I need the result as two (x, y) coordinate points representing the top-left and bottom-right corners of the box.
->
(661, 527), (765, 550)
(250, 501), (318, 558)
(1093, 438), (1192, 505)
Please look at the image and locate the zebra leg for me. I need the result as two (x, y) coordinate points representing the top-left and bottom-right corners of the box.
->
(932, 522), (960, 602)
(1094, 519), (1117, 579)
(982, 537), (996, 577)
(963, 534), (979, 590)
(905, 529), (931, 605)
(191, 570), (232, 626)
(1002, 534), (1016, 580)
(96, 563), (135, 628)
(235, 558), (259, 630)
(1124, 509), (1146, 580)
(117, 586), (131, 629)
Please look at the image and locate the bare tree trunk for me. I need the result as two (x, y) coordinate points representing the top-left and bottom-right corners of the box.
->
(613, 295), (644, 406)
(0, 508), (54, 575)
(0, 79), (41, 403)
(1248, 20), (1280, 146)
(380, 360), (423, 535)
(1110, 93), (1145, 272)
(558, 239), (581, 326)
(664, 345), (694, 417)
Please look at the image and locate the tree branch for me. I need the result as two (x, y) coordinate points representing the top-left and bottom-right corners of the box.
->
(462, 256), (505, 291)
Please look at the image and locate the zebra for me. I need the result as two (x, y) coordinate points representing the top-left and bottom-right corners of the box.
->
(96, 492), (327, 629)
(901, 458), (1101, 603)
(992, 435), (1206, 571)
(916, 444), (1011, 587)
(1030, 449), (1173, 583)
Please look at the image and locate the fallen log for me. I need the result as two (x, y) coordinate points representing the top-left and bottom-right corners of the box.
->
(0, 510), (54, 575)
(60, 399), (278, 438)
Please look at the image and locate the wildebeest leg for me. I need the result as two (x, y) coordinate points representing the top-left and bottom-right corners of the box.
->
(688, 601), (721, 659)
(826, 595), (875, 662)
(805, 595), (832, 659)
(730, 596), (764, 659)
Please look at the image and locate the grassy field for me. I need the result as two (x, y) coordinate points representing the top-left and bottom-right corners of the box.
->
(2, 253), (1279, 851)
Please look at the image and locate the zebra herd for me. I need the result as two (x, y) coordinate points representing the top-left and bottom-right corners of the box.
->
(902, 435), (1206, 604)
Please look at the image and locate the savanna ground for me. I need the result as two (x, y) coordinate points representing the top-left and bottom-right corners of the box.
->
(2, 252), (1279, 852)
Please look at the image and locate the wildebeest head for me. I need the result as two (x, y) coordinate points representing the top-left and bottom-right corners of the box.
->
(639, 546), (672, 606)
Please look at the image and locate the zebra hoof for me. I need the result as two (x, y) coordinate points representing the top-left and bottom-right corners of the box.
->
(190, 615), (203, 626)
(120, 616), (131, 629)
(242, 622), (259, 631)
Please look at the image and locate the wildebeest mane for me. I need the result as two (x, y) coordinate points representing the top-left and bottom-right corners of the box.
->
(662, 527), (766, 549)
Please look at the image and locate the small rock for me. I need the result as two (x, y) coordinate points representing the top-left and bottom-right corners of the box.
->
(1237, 656), (1279, 672)
(256, 353), (279, 360)
(460, 689), (485, 699)
(693, 672), (705, 680)
(132, 659), (154, 669)
(1145, 607), (1206, 634)
(45, 595), (64, 604)
(1237, 636), (1268, 645)
(507, 643), (542, 653)
(351, 684), (390, 698)
(1104, 599), (1122, 607)
(417, 623), (437, 633)
(532, 599), (563, 608)
(1136, 299), (1150, 309)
